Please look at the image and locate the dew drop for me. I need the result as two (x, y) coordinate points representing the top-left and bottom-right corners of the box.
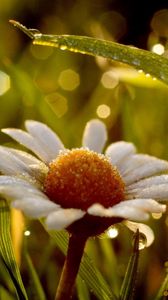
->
(60, 45), (68, 50)
(138, 233), (147, 250)
(132, 232), (147, 250)
(29, 29), (42, 36)
(24, 230), (31, 236)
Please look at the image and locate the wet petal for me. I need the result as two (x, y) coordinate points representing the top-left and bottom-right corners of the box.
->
(127, 184), (168, 201)
(2, 146), (42, 165)
(105, 142), (136, 166)
(87, 203), (149, 221)
(45, 208), (85, 230)
(124, 221), (154, 247)
(0, 146), (48, 181)
(0, 175), (38, 188)
(0, 147), (32, 176)
(82, 119), (107, 153)
(25, 120), (64, 161)
(0, 175), (52, 204)
(126, 175), (168, 190)
(116, 199), (166, 213)
(122, 155), (168, 185)
(12, 197), (59, 218)
(2, 128), (51, 163)
(0, 184), (47, 201)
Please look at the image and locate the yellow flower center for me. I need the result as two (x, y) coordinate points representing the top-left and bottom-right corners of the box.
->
(44, 148), (125, 211)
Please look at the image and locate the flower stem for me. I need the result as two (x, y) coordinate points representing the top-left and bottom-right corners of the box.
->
(55, 234), (88, 300)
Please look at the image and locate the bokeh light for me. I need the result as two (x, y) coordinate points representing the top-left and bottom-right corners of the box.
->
(58, 69), (80, 91)
(45, 92), (68, 117)
(101, 70), (119, 89)
(24, 230), (31, 236)
(96, 104), (111, 119)
(151, 9), (168, 37)
(106, 226), (119, 239)
(151, 43), (165, 55)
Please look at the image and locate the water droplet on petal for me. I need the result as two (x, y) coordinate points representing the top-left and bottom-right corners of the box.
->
(138, 233), (147, 250)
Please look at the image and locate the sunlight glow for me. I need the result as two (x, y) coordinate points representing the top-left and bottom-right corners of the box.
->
(0, 71), (10, 96)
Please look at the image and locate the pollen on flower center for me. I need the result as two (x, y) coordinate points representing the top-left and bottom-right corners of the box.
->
(44, 148), (125, 211)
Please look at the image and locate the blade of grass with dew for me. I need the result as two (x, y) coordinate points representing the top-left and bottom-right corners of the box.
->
(45, 228), (118, 300)
(119, 230), (140, 300)
(9, 20), (168, 86)
(154, 271), (168, 300)
(24, 251), (46, 300)
(77, 276), (91, 300)
(0, 199), (28, 300)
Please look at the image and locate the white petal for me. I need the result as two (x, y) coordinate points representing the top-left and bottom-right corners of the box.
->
(0, 176), (51, 202)
(25, 120), (64, 161)
(2, 147), (42, 165)
(12, 197), (59, 218)
(105, 142), (136, 166)
(124, 221), (154, 247)
(122, 155), (168, 185)
(116, 199), (166, 213)
(0, 175), (38, 188)
(126, 175), (168, 190)
(82, 119), (107, 153)
(45, 208), (85, 230)
(87, 203), (149, 221)
(0, 147), (32, 176)
(0, 146), (48, 181)
(2, 128), (51, 163)
(127, 185), (168, 201)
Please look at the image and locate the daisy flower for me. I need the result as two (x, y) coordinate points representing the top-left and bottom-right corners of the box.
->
(0, 119), (167, 300)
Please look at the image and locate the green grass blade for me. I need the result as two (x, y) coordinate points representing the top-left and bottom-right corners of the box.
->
(0, 251), (18, 298)
(119, 231), (140, 300)
(47, 230), (118, 300)
(24, 251), (46, 300)
(76, 277), (91, 300)
(10, 20), (168, 85)
(0, 200), (28, 300)
(0, 286), (16, 300)
(154, 271), (168, 300)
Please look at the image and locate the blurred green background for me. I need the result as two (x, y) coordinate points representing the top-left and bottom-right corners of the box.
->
(0, 1), (168, 299)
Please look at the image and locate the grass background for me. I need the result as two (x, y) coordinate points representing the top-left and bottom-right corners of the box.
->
(0, 1), (168, 299)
